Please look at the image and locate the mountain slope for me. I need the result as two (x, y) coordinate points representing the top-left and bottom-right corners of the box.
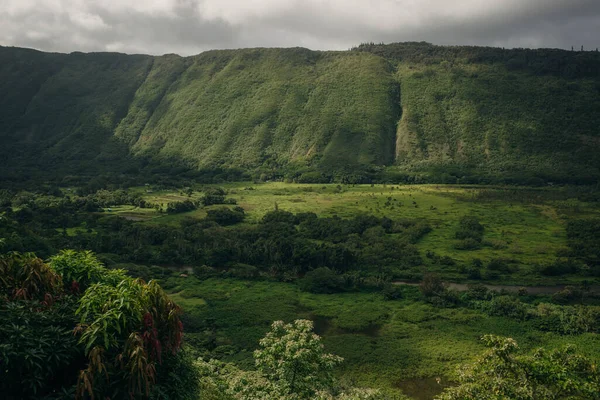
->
(358, 42), (600, 183)
(0, 43), (599, 184)
(117, 48), (399, 173)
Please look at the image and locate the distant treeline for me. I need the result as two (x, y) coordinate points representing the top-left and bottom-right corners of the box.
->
(354, 41), (600, 78)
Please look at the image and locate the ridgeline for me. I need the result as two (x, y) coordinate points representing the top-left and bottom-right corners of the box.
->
(1, 42), (599, 185)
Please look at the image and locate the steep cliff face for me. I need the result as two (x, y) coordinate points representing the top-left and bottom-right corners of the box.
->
(117, 48), (399, 172)
(1, 43), (599, 183)
(393, 62), (600, 181)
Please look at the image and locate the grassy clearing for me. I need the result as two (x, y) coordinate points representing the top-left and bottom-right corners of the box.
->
(166, 276), (600, 399)
(135, 182), (599, 284)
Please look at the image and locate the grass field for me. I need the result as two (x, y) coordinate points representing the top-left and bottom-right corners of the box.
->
(124, 182), (600, 285)
(163, 276), (600, 399)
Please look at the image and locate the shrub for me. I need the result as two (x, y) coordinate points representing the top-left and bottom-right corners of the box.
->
(299, 268), (346, 294)
(551, 286), (583, 304)
(226, 263), (259, 279)
(466, 266), (482, 280)
(487, 258), (518, 274)
(454, 238), (481, 250)
(482, 296), (528, 320)
(201, 187), (226, 206)
(0, 250), (186, 399)
(167, 200), (197, 214)
(538, 258), (581, 276)
(1, 252), (63, 301)
(437, 335), (600, 399)
(465, 284), (490, 301)
(206, 206), (245, 226)
(262, 210), (298, 225)
(193, 265), (219, 280)
(455, 216), (484, 242)
(381, 284), (404, 300)
(419, 273), (445, 297)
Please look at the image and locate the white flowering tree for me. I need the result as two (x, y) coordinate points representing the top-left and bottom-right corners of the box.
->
(198, 319), (383, 400)
(254, 319), (343, 398)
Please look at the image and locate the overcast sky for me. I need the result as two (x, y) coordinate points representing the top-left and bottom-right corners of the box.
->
(2, 0), (599, 56)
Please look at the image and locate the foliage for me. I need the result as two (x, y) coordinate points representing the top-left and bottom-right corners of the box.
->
(436, 335), (600, 400)
(419, 273), (445, 297)
(201, 188), (228, 206)
(198, 319), (381, 400)
(566, 219), (600, 273)
(206, 206), (246, 225)
(0, 250), (186, 400)
(0, 299), (81, 398)
(48, 249), (118, 291)
(0, 252), (63, 301)
(167, 200), (198, 214)
(254, 320), (343, 397)
(299, 267), (347, 294)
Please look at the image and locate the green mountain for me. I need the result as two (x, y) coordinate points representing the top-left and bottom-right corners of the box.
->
(1, 43), (599, 184)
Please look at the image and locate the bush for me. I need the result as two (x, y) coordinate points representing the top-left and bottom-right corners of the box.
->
(299, 268), (346, 294)
(206, 206), (245, 225)
(487, 258), (518, 274)
(193, 265), (219, 280)
(539, 258), (581, 276)
(297, 171), (331, 183)
(419, 273), (445, 297)
(482, 296), (528, 320)
(0, 299), (80, 398)
(167, 200), (197, 214)
(226, 263), (259, 279)
(201, 187), (226, 206)
(0, 250), (186, 399)
(262, 210), (297, 225)
(381, 284), (404, 300)
(454, 238), (481, 250)
(455, 216), (484, 242)
(466, 266), (482, 280)
(551, 286), (583, 304)
(465, 283), (490, 301)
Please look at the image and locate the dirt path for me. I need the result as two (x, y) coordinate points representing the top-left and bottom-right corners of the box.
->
(392, 281), (600, 295)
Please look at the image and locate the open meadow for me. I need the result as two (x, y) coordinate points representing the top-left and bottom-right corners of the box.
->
(110, 182), (600, 285)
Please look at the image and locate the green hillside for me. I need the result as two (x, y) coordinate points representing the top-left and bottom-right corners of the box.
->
(356, 42), (600, 184)
(118, 48), (399, 174)
(1, 43), (599, 184)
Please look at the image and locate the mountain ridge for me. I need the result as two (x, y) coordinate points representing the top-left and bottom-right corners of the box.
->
(1, 42), (599, 184)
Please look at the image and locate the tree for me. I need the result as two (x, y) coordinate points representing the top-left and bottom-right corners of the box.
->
(0, 250), (186, 399)
(299, 267), (346, 294)
(436, 335), (600, 400)
(254, 320), (343, 398)
(198, 320), (382, 400)
(419, 273), (445, 297)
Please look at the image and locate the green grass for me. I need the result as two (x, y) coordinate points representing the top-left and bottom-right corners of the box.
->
(134, 182), (600, 285)
(166, 276), (600, 399)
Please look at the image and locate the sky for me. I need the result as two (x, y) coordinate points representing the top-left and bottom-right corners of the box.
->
(1, 0), (599, 56)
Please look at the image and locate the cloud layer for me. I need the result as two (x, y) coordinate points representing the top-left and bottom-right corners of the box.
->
(2, 0), (599, 55)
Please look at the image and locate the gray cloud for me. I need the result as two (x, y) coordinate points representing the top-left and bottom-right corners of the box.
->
(1, 0), (599, 55)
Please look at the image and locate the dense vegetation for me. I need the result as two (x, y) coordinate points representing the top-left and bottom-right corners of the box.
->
(1, 43), (599, 185)
(2, 183), (599, 285)
(1, 182), (600, 399)
(0, 250), (194, 399)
